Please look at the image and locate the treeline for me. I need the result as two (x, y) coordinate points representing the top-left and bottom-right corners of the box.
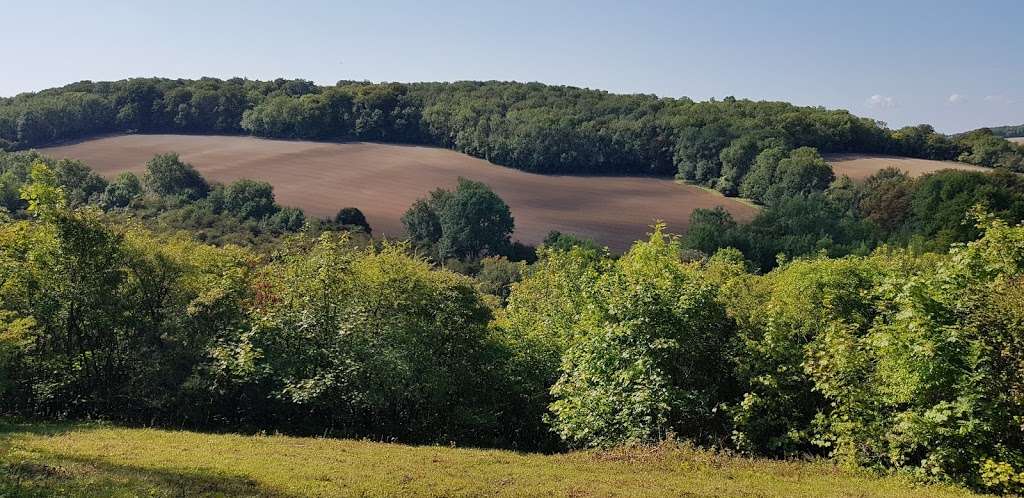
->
(986, 123), (1024, 138)
(1, 165), (1022, 493)
(2, 78), (1022, 185)
(684, 166), (1024, 270)
(0, 149), (368, 247)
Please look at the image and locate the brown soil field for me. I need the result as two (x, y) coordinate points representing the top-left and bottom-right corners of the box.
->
(1008, 137), (1024, 144)
(39, 134), (759, 252)
(824, 153), (989, 181)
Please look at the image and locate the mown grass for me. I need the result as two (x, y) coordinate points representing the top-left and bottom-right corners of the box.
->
(0, 420), (989, 497)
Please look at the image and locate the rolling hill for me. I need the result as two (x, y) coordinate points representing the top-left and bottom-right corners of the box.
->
(823, 153), (990, 180)
(39, 134), (759, 251)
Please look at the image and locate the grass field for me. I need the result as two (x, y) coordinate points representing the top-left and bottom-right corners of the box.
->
(38, 134), (758, 252)
(0, 421), (987, 498)
(823, 153), (989, 181)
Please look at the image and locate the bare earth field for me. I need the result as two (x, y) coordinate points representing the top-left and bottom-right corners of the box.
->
(824, 153), (989, 181)
(39, 134), (758, 251)
(1009, 137), (1024, 144)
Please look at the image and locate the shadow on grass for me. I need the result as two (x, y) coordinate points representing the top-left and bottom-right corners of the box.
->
(0, 419), (94, 438)
(0, 451), (297, 497)
(0, 420), (293, 497)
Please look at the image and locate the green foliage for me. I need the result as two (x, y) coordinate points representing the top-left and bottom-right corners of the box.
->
(402, 178), (514, 260)
(684, 194), (878, 271)
(100, 172), (142, 208)
(0, 201), (253, 419)
(907, 169), (1024, 248)
(985, 124), (1024, 138)
(955, 129), (1024, 171)
(212, 235), (520, 445)
(143, 153), (209, 200)
(222, 178), (278, 220)
(540, 226), (735, 447)
(474, 256), (526, 303)
(725, 255), (890, 456)
(334, 206), (371, 234)
(857, 167), (913, 232)
(541, 230), (603, 253)
(737, 146), (834, 206)
(5, 77), (1019, 183)
(19, 162), (67, 217)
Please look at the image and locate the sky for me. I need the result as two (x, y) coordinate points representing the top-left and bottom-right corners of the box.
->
(2, 0), (1021, 133)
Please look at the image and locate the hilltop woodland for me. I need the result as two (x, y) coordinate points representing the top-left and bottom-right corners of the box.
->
(1, 79), (1023, 187)
(988, 124), (1024, 138)
(1, 79), (1024, 494)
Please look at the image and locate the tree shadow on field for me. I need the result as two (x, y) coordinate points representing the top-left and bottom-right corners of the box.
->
(1, 448), (297, 497)
(0, 419), (91, 438)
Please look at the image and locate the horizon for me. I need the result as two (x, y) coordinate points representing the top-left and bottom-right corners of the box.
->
(3, 0), (1022, 134)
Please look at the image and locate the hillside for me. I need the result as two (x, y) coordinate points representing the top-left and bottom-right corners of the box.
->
(4, 78), (1022, 190)
(824, 153), (990, 180)
(987, 124), (1024, 138)
(39, 134), (758, 251)
(1010, 137), (1024, 144)
(0, 421), (984, 498)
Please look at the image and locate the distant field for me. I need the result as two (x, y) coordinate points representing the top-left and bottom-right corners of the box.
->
(39, 134), (758, 251)
(824, 153), (989, 181)
(1009, 137), (1024, 144)
(0, 421), (984, 497)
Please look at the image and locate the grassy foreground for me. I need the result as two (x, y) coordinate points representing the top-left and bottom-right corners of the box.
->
(0, 421), (987, 498)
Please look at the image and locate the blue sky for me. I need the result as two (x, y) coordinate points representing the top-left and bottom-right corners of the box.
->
(2, 0), (1021, 133)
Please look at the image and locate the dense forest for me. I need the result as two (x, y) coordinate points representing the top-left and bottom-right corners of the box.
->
(1, 78), (1022, 194)
(1, 155), (1023, 494)
(988, 123), (1024, 138)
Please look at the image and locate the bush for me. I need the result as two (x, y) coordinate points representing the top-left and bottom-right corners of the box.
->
(101, 172), (143, 208)
(546, 226), (735, 448)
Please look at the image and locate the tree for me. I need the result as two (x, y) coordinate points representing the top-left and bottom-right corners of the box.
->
(681, 207), (745, 257)
(334, 207), (371, 234)
(739, 146), (787, 202)
(547, 226), (735, 447)
(402, 179), (514, 260)
(101, 172), (143, 208)
(474, 256), (525, 303)
(437, 179), (514, 259)
(402, 197), (443, 251)
(143, 153), (209, 200)
(762, 147), (835, 205)
(213, 235), (515, 445)
(223, 179), (278, 220)
(857, 167), (913, 232)
(718, 135), (761, 195)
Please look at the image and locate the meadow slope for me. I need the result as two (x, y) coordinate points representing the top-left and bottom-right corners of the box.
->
(823, 153), (989, 180)
(0, 422), (987, 498)
(38, 134), (759, 251)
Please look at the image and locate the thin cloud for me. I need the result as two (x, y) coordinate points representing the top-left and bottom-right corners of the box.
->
(984, 95), (1017, 104)
(948, 93), (966, 104)
(865, 94), (896, 109)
